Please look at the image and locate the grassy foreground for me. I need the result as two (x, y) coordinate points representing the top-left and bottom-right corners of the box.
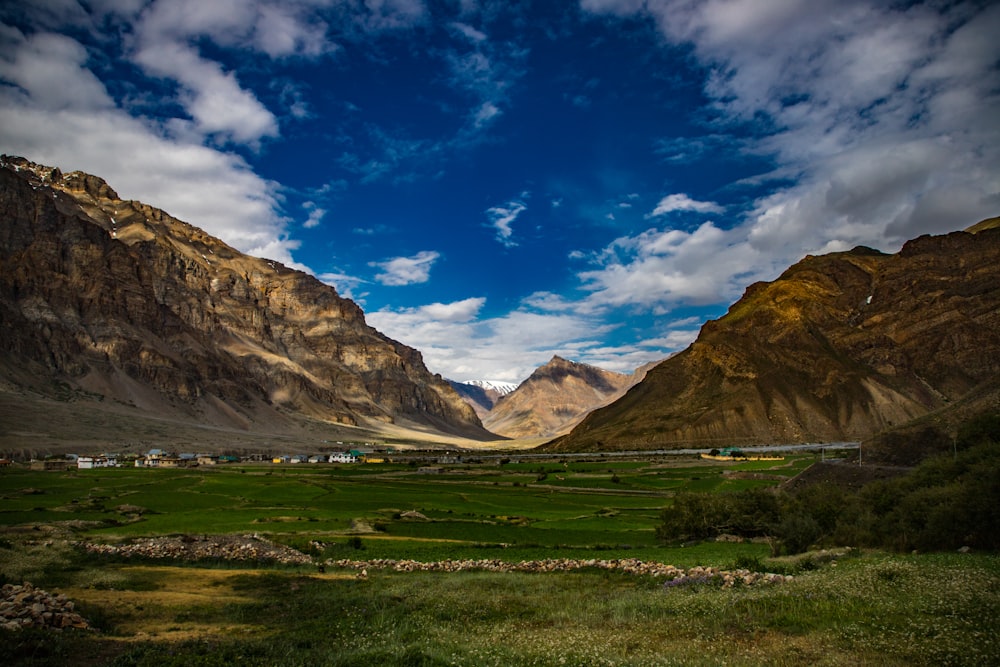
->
(2, 455), (998, 666)
(3, 549), (998, 666)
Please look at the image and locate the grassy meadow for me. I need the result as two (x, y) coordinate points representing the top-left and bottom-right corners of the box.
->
(1, 453), (998, 666)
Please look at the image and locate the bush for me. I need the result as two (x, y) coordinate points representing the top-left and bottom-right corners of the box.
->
(656, 412), (1000, 554)
(657, 488), (780, 543)
(775, 511), (821, 555)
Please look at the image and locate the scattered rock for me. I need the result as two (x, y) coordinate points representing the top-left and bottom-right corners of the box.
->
(80, 534), (312, 565)
(326, 557), (789, 587)
(1, 583), (89, 631)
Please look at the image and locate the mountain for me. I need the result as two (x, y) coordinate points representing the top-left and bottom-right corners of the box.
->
(547, 224), (1000, 452)
(0, 156), (493, 453)
(466, 379), (520, 395)
(481, 356), (639, 438)
(447, 379), (517, 419)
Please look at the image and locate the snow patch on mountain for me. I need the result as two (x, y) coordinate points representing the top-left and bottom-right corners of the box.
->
(464, 380), (519, 395)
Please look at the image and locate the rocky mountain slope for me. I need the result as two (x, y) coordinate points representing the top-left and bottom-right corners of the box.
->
(481, 356), (640, 438)
(547, 225), (1000, 451)
(0, 156), (492, 449)
(447, 380), (517, 419)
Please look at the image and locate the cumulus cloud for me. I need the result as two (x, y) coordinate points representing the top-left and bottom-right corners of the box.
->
(367, 290), (696, 381)
(132, 40), (279, 145)
(0, 1), (340, 273)
(123, 0), (344, 146)
(0, 30), (113, 111)
(0, 0), (438, 277)
(578, 221), (767, 310)
(649, 193), (724, 216)
(0, 46), (297, 268)
(583, 0), (1000, 269)
(371, 250), (441, 286)
(368, 297), (636, 382)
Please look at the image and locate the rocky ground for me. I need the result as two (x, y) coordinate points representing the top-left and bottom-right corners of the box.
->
(80, 534), (313, 565)
(325, 557), (790, 587)
(1, 583), (90, 631)
(3, 534), (794, 636)
(78, 535), (790, 587)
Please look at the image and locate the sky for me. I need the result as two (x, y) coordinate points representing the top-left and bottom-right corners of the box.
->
(1, 1), (998, 384)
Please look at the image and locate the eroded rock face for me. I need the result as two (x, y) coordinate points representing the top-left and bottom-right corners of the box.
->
(550, 228), (1000, 451)
(0, 156), (488, 439)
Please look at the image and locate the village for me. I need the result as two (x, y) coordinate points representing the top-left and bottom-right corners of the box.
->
(12, 444), (393, 471)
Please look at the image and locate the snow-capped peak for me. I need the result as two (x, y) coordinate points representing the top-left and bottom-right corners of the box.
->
(464, 379), (519, 395)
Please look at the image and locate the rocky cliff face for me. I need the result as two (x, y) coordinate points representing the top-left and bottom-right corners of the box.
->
(0, 156), (490, 441)
(482, 356), (637, 438)
(548, 226), (1000, 451)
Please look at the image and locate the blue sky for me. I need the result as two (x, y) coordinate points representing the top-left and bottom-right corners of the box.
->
(1, 1), (998, 384)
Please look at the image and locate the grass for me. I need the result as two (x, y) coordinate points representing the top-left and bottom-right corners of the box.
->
(2, 453), (998, 666)
(0, 458), (736, 546)
(3, 552), (996, 666)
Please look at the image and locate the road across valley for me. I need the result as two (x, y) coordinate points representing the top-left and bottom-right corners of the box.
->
(472, 442), (860, 462)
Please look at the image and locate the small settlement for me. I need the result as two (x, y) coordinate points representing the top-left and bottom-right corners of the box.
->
(18, 443), (390, 470)
(700, 447), (784, 462)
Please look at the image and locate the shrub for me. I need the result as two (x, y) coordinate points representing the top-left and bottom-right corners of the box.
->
(774, 511), (821, 555)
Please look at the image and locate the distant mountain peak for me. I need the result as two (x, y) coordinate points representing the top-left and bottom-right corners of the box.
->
(466, 379), (519, 394)
(481, 357), (640, 439)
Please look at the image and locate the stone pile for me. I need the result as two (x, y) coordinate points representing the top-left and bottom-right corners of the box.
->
(81, 534), (312, 565)
(327, 557), (790, 587)
(1, 583), (89, 631)
(78, 536), (789, 588)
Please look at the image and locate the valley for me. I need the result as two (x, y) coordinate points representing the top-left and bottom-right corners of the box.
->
(2, 450), (997, 666)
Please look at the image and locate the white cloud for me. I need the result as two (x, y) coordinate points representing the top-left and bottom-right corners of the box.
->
(0, 1), (377, 280)
(485, 197), (526, 247)
(127, 1), (301, 146)
(649, 193), (724, 216)
(417, 297), (487, 322)
(442, 18), (528, 134)
(0, 30), (113, 111)
(0, 25), (314, 274)
(582, 0), (1000, 273)
(578, 221), (767, 310)
(131, 39), (279, 145)
(317, 270), (367, 301)
(128, 0), (334, 58)
(367, 297), (630, 382)
(367, 291), (695, 381)
(371, 250), (441, 286)
(302, 201), (326, 229)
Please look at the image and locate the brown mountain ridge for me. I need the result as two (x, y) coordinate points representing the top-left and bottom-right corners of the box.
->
(0, 156), (492, 453)
(482, 356), (648, 438)
(547, 224), (1000, 451)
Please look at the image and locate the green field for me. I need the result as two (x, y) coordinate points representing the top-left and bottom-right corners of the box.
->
(2, 453), (997, 666)
(0, 456), (813, 556)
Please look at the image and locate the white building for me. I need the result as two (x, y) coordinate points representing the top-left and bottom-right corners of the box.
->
(77, 456), (117, 469)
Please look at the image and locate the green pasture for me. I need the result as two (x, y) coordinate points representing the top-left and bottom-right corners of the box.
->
(3, 452), (1000, 666)
(0, 455), (811, 559)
